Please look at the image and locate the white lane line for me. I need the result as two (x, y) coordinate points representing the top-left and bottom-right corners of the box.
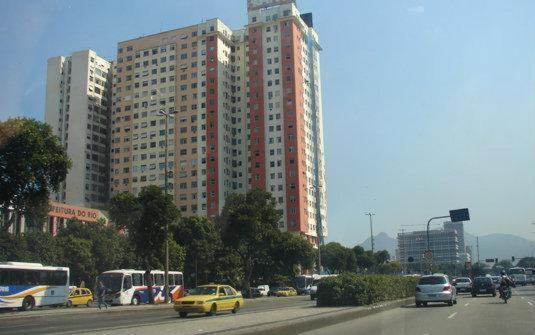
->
(448, 312), (457, 319)
(521, 296), (525, 300)
(464, 303), (469, 307)
(528, 302), (534, 307)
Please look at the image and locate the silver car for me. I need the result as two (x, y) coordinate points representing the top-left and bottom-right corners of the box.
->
(453, 277), (472, 293)
(415, 274), (457, 307)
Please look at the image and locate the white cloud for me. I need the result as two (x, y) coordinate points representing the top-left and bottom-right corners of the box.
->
(407, 5), (425, 14)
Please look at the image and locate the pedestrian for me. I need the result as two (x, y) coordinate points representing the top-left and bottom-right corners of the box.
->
(97, 280), (109, 310)
(145, 269), (154, 304)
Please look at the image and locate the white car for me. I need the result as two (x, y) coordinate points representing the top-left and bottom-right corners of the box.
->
(257, 285), (270, 296)
(415, 274), (457, 307)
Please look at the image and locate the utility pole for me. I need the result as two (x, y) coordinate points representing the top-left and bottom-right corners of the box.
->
(158, 108), (175, 303)
(365, 212), (375, 253)
(476, 236), (480, 264)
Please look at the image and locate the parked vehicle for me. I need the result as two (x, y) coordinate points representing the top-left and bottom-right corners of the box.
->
(267, 287), (281, 297)
(257, 285), (270, 296)
(276, 287), (297, 297)
(415, 274), (457, 307)
(0, 262), (69, 311)
(295, 275), (314, 295)
(452, 277), (472, 293)
(471, 277), (496, 297)
(67, 288), (94, 307)
(97, 269), (183, 305)
(310, 274), (338, 300)
(242, 287), (262, 298)
(174, 284), (243, 318)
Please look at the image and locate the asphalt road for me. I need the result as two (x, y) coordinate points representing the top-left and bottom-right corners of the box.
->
(0, 296), (314, 335)
(301, 285), (535, 335)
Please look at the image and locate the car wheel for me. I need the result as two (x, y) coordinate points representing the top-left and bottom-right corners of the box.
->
(131, 295), (140, 305)
(422, 302), (428, 307)
(66, 300), (73, 308)
(415, 302), (421, 308)
(86, 300), (93, 307)
(20, 296), (35, 311)
(448, 300), (454, 306)
(179, 312), (188, 318)
(472, 294), (476, 297)
(206, 303), (217, 316)
(453, 299), (457, 305)
(232, 302), (240, 314)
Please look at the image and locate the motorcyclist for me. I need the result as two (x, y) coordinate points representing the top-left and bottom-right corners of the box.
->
(499, 270), (513, 299)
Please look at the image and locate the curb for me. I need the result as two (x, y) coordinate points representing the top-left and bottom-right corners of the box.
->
(0, 295), (301, 322)
(214, 297), (414, 335)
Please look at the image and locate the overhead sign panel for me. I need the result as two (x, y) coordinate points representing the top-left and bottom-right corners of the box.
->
(449, 208), (470, 222)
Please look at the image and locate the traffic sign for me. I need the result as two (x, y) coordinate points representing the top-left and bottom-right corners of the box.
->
(408, 256), (414, 263)
(449, 208), (470, 222)
(424, 250), (433, 260)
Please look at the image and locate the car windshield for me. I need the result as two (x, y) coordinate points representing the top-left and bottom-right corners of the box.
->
(474, 278), (490, 283)
(419, 277), (447, 285)
(98, 273), (123, 293)
(188, 286), (217, 295)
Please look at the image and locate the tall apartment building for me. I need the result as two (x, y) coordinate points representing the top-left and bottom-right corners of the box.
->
(110, 0), (327, 245)
(45, 49), (112, 209)
(246, 0), (327, 244)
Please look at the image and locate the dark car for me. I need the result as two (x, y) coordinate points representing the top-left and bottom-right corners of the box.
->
(241, 287), (262, 298)
(471, 277), (496, 297)
(267, 287), (281, 297)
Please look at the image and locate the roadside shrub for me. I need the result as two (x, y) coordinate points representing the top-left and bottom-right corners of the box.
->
(317, 273), (419, 306)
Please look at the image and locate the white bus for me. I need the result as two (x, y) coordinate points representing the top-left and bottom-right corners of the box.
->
(0, 262), (69, 310)
(508, 267), (527, 286)
(97, 269), (184, 305)
(525, 268), (535, 285)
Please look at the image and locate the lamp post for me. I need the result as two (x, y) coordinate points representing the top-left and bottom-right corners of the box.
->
(157, 108), (175, 303)
(365, 212), (375, 253)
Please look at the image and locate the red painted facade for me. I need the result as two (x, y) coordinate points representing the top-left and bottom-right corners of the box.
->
(206, 35), (219, 216)
(248, 26), (267, 190)
(281, 20), (308, 233)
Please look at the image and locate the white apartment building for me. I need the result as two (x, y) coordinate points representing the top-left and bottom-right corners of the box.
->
(45, 49), (112, 209)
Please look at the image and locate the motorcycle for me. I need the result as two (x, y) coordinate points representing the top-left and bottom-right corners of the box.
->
(499, 286), (512, 303)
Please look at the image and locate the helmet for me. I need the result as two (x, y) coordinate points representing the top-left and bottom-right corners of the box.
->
(501, 270), (506, 275)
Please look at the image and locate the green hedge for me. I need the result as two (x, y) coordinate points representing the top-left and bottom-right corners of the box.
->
(317, 273), (419, 306)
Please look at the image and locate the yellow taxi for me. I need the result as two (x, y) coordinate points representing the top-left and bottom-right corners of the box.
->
(174, 284), (244, 318)
(67, 288), (94, 307)
(276, 287), (297, 297)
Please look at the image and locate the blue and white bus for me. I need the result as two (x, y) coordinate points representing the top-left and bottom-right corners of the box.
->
(98, 269), (184, 305)
(0, 262), (70, 310)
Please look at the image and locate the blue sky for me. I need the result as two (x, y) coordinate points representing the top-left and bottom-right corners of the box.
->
(1, 0), (534, 246)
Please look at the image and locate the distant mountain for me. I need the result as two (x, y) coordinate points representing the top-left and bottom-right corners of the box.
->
(360, 232), (397, 256)
(464, 232), (535, 262)
(359, 231), (535, 262)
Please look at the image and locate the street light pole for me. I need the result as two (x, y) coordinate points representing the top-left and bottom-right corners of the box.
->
(365, 212), (375, 253)
(158, 108), (174, 304)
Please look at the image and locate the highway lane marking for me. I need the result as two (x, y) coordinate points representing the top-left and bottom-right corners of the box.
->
(448, 312), (457, 319)
(528, 302), (534, 307)
(464, 303), (469, 307)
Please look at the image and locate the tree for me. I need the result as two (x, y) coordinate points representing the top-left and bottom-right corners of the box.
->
(109, 192), (142, 231)
(0, 118), (71, 232)
(492, 260), (513, 272)
(321, 242), (356, 273)
(374, 250), (390, 265)
(273, 232), (316, 279)
(172, 216), (220, 286)
(470, 262), (490, 277)
(109, 186), (180, 270)
(517, 257), (535, 268)
(356, 250), (376, 272)
(219, 189), (282, 294)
